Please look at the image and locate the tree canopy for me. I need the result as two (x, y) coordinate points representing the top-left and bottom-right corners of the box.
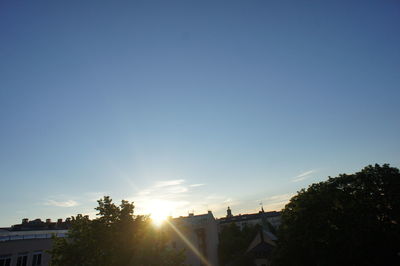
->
(49, 196), (185, 266)
(273, 164), (400, 266)
(218, 223), (261, 266)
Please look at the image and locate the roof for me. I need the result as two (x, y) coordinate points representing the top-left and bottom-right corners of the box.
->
(4, 218), (71, 232)
(171, 211), (216, 226)
(246, 229), (276, 258)
(218, 211), (281, 224)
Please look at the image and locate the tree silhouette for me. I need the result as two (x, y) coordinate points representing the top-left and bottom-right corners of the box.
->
(218, 223), (260, 266)
(273, 164), (400, 266)
(50, 196), (185, 266)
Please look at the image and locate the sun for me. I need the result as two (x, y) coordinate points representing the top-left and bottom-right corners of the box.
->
(151, 211), (168, 226)
(146, 200), (173, 226)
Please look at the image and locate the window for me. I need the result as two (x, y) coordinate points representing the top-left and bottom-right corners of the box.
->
(0, 255), (11, 266)
(17, 254), (28, 266)
(31, 252), (42, 266)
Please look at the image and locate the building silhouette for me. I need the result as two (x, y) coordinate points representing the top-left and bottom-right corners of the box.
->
(0, 218), (70, 266)
(218, 206), (281, 232)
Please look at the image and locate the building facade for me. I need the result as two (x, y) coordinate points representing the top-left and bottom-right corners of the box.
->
(0, 219), (69, 266)
(165, 211), (219, 266)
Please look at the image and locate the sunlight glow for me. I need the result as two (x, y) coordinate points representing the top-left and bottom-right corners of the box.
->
(146, 200), (174, 226)
(165, 219), (211, 266)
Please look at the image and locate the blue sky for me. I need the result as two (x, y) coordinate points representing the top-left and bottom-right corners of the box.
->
(1, 0), (399, 226)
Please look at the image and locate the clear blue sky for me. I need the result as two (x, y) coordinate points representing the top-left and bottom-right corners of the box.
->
(1, 0), (399, 226)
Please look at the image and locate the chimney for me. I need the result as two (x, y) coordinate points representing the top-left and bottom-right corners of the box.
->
(57, 219), (63, 224)
(22, 218), (29, 224)
(46, 219), (51, 223)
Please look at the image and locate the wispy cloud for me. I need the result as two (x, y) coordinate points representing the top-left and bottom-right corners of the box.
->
(128, 179), (230, 218)
(137, 179), (189, 199)
(262, 193), (295, 211)
(130, 179), (192, 217)
(265, 193), (294, 202)
(134, 179), (189, 203)
(223, 198), (233, 203)
(155, 179), (185, 188)
(189, 183), (205, 188)
(292, 169), (317, 182)
(263, 193), (295, 211)
(45, 199), (79, 207)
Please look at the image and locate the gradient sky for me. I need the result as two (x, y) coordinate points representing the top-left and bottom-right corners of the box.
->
(1, 0), (399, 226)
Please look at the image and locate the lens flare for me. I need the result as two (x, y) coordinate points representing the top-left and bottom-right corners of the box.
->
(145, 200), (173, 226)
(165, 219), (212, 266)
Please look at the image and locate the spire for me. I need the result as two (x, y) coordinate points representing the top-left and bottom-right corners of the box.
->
(226, 206), (233, 218)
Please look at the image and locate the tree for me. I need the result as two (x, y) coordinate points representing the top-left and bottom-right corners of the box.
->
(49, 196), (185, 266)
(218, 223), (260, 266)
(272, 164), (400, 266)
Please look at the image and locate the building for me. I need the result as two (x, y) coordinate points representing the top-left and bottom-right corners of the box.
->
(0, 218), (69, 266)
(245, 229), (277, 266)
(218, 207), (281, 232)
(217, 207), (280, 266)
(165, 211), (219, 266)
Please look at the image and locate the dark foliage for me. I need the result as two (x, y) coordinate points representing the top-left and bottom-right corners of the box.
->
(273, 164), (400, 266)
(49, 196), (185, 266)
(218, 223), (261, 266)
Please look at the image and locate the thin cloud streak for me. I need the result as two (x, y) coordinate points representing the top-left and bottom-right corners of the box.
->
(292, 169), (317, 182)
(137, 179), (190, 198)
(44, 199), (79, 207)
(297, 170), (315, 178)
(189, 184), (205, 187)
(155, 179), (185, 187)
(262, 193), (295, 211)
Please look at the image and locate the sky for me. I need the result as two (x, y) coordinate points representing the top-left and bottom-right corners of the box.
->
(1, 0), (399, 227)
